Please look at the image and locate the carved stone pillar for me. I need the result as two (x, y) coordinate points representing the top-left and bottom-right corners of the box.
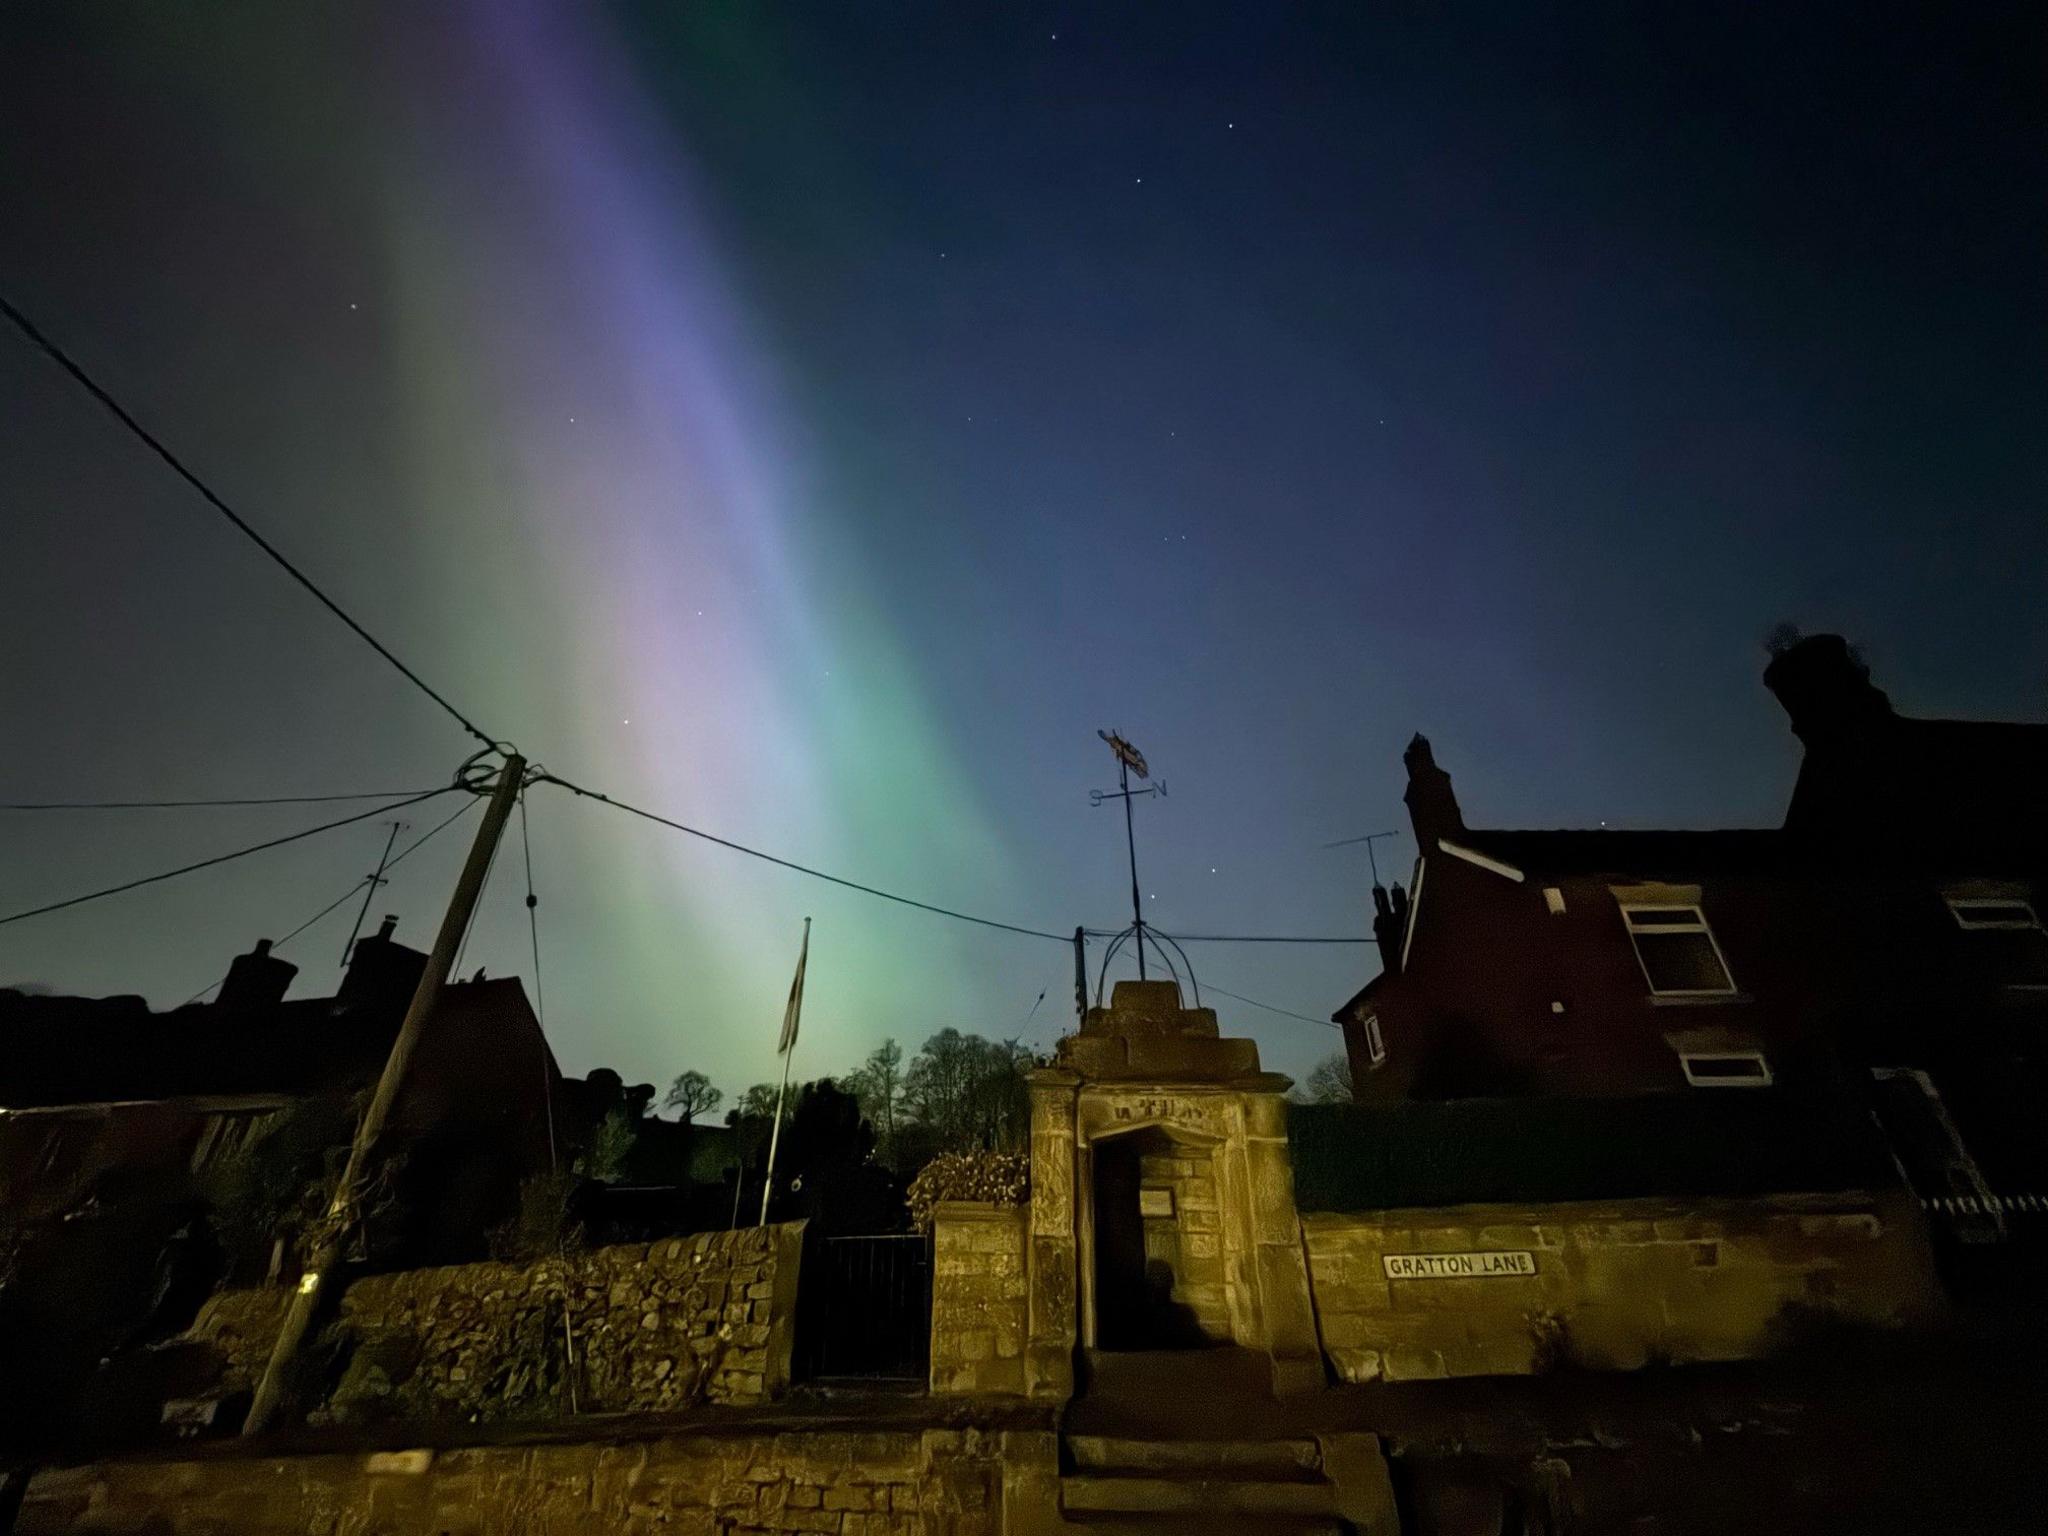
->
(1024, 1069), (1079, 1399)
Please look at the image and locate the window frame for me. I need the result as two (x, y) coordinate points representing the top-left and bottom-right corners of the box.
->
(1680, 1050), (1773, 1089)
(1946, 897), (2043, 932)
(1619, 902), (1739, 998)
(1361, 1011), (1386, 1067)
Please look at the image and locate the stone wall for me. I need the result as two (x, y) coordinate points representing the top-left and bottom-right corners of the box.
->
(1115, 1137), (1226, 1338)
(929, 1202), (1027, 1394)
(22, 1422), (1061, 1536)
(185, 1222), (805, 1422)
(1302, 1191), (1939, 1383)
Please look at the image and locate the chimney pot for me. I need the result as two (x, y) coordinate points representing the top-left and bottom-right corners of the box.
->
(376, 915), (398, 942)
(218, 937), (297, 1012)
(1763, 633), (1893, 748)
(1373, 880), (1409, 978)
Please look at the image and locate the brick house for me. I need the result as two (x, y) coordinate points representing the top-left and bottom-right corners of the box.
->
(1335, 633), (2048, 1262)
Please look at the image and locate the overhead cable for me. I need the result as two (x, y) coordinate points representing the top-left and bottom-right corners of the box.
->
(1200, 981), (1343, 1030)
(181, 793), (481, 1004)
(0, 292), (500, 752)
(1, 788), (444, 811)
(539, 774), (1070, 943)
(0, 786), (457, 929)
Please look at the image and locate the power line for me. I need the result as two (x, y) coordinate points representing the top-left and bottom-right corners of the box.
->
(182, 794), (481, 1004)
(0, 786), (457, 930)
(539, 775), (1070, 944)
(1202, 981), (1342, 1030)
(0, 293), (499, 751)
(182, 881), (371, 1007)
(1, 788), (443, 811)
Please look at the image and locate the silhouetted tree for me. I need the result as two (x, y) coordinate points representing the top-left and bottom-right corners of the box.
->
(845, 1039), (904, 1157)
(1294, 1053), (1354, 1104)
(663, 1069), (723, 1124)
(754, 1081), (902, 1233)
(898, 1029), (1033, 1161)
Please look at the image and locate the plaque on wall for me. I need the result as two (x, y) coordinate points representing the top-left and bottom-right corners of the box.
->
(1138, 1187), (1176, 1218)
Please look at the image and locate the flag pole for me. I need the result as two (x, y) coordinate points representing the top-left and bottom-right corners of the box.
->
(757, 1039), (795, 1227)
(758, 917), (809, 1227)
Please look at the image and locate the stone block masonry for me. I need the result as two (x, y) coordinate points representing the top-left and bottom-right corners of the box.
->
(20, 1422), (1060, 1536)
(183, 1222), (806, 1423)
(1303, 1191), (1940, 1383)
(929, 1201), (1028, 1394)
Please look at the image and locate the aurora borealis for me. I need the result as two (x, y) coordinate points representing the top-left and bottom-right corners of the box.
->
(4, 4), (2045, 1099)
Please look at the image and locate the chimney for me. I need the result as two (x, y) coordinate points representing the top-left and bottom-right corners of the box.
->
(1372, 882), (1409, 978)
(217, 937), (297, 1012)
(336, 913), (427, 1013)
(1763, 633), (1893, 748)
(1402, 734), (1465, 851)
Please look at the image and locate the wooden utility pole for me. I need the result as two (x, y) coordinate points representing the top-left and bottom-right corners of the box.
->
(243, 754), (525, 1436)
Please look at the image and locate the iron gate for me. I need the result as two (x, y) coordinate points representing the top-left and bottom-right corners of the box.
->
(797, 1233), (931, 1381)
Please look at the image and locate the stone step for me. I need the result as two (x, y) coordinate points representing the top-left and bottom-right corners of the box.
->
(1061, 1474), (1341, 1520)
(1058, 1518), (1348, 1535)
(1065, 1434), (1323, 1481)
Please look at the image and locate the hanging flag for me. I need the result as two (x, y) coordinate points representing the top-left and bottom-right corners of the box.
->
(777, 917), (810, 1055)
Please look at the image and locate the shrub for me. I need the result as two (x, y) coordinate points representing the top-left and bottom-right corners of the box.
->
(488, 1170), (584, 1264)
(905, 1151), (1030, 1232)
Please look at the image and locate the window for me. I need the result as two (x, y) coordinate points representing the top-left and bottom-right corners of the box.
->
(1620, 904), (1737, 996)
(1680, 1051), (1772, 1088)
(1945, 895), (2048, 986)
(1948, 899), (2037, 929)
(1361, 1012), (1386, 1067)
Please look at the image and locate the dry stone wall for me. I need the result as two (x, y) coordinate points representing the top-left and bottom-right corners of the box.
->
(185, 1222), (805, 1423)
(21, 1423), (1057, 1536)
(1303, 1191), (1938, 1382)
(929, 1201), (1027, 1394)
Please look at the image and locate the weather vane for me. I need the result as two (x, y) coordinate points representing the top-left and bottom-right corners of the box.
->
(1090, 729), (1168, 980)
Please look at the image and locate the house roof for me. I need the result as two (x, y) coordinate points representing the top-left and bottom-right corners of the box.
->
(1451, 827), (1789, 880)
(0, 977), (541, 1111)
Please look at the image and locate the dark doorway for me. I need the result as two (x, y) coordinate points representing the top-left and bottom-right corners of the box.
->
(795, 1233), (931, 1381)
(1093, 1129), (1212, 1350)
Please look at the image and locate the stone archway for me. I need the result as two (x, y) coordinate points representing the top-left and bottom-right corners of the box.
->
(1088, 1123), (1228, 1350)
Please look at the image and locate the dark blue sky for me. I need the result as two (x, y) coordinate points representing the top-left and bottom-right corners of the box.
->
(3, 3), (2043, 1095)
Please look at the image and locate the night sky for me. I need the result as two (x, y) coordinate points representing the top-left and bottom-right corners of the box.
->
(4, 4), (2044, 1100)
